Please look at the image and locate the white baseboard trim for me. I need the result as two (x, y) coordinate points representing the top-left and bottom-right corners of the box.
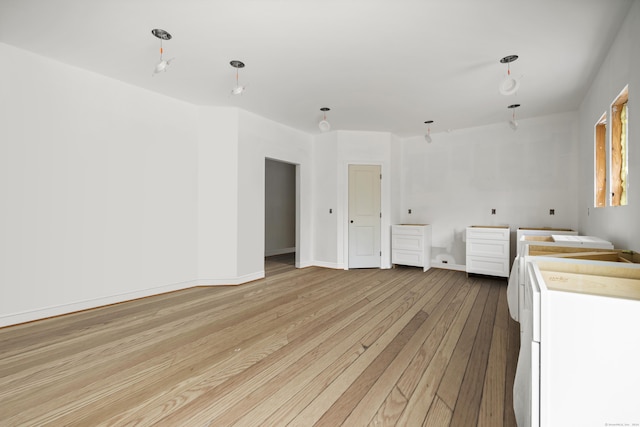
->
(197, 271), (265, 286)
(312, 261), (344, 270)
(0, 279), (199, 328)
(431, 261), (467, 272)
(1, 271), (270, 328)
(3, 260), (427, 328)
(296, 261), (313, 268)
(265, 247), (296, 257)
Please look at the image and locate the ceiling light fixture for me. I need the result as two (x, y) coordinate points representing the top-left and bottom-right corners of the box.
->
(424, 120), (434, 143)
(151, 29), (173, 75)
(499, 55), (520, 96)
(508, 104), (520, 130)
(319, 107), (331, 132)
(230, 60), (246, 95)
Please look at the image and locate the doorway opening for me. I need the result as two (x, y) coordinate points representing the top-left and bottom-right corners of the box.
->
(265, 158), (299, 276)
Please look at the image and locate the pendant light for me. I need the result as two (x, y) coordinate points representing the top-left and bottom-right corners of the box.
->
(499, 55), (520, 96)
(508, 104), (520, 130)
(151, 29), (173, 75)
(424, 120), (434, 143)
(319, 107), (331, 132)
(230, 60), (246, 95)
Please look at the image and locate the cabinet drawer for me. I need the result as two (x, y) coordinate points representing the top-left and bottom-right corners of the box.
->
(467, 239), (509, 258)
(467, 226), (509, 241)
(392, 249), (424, 267)
(392, 225), (425, 236)
(466, 255), (510, 277)
(392, 234), (424, 251)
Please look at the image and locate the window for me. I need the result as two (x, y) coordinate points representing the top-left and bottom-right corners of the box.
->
(594, 85), (629, 208)
(610, 85), (628, 206)
(595, 112), (607, 208)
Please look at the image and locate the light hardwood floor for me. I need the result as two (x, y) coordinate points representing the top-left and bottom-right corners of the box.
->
(0, 259), (518, 426)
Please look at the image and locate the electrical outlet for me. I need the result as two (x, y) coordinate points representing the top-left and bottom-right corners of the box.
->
(329, 208), (332, 214)
(408, 209), (412, 214)
(550, 209), (555, 215)
(491, 208), (496, 215)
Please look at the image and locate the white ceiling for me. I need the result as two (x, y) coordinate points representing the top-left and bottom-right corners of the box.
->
(0, 0), (633, 136)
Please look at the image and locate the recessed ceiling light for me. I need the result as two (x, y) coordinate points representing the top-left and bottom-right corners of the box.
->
(151, 29), (172, 41)
(230, 60), (246, 95)
(500, 55), (519, 64)
(424, 120), (434, 143)
(507, 104), (521, 130)
(319, 108), (331, 132)
(499, 55), (520, 96)
(151, 29), (173, 75)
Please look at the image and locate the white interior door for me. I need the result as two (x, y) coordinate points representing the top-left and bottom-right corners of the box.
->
(348, 164), (381, 268)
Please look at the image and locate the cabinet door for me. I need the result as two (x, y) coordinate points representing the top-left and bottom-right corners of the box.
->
(513, 263), (541, 427)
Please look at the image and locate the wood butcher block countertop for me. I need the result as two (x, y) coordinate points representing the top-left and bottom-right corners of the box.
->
(537, 260), (640, 301)
(517, 227), (574, 232)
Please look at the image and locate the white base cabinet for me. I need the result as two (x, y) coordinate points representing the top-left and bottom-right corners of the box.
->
(466, 226), (510, 277)
(515, 227), (577, 256)
(508, 233), (612, 322)
(515, 257), (640, 427)
(391, 224), (431, 272)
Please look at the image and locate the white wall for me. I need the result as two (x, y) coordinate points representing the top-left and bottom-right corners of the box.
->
(401, 112), (580, 268)
(0, 42), (315, 326)
(237, 109), (313, 275)
(0, 42), (316, 325)
(578, 0), (640, 251)
(197, 106), (240, 283)
(265, 159), (296, 255)
(312, 132), (339, 267)
(198, 108), (313, 282)
(390, 133), (404, 227)
(0, 43), (199, 326)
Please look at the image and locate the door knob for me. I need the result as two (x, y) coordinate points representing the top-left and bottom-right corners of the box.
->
(350, 220), (354, 223)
